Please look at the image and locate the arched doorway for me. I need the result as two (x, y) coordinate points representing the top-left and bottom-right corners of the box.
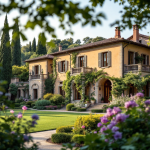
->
(104, 80), (112, 103)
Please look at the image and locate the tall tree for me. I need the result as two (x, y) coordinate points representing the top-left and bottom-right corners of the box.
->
(83, 37), (93, 44)
(29, 42), (31, 52)
(36, 34), (47, 55)
(11, 21), (21, 66)
(31, 38), (36, 52)
(0, 15), (12, 91)
(75, 39), (81, 45)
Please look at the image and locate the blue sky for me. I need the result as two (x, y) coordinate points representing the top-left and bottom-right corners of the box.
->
(0, 0), (150, 46)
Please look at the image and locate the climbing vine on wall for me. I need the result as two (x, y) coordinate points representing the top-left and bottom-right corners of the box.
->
(71, 52), (78, 68)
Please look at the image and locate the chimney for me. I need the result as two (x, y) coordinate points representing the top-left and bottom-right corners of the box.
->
(115, 27), (121, 38)
(133, 25), (139, 42)
(59, 44), (62, 51)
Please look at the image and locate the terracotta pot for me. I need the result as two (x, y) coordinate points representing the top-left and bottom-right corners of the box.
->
(86, 101), (90, 103)
(91, 100), (95, 104)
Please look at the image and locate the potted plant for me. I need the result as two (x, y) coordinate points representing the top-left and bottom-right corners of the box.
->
(85, 97), (90, 103)
(101, 97), (104, 103)
(91, 97), (96, 104)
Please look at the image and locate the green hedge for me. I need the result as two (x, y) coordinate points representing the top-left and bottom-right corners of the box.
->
(91, 109), (104, 113)
(26, 101), (34, 107)
(51, 133), (73, 143)
(76, 108), (86, 112)
(26, 105), (30, 108)
(71, 134), (85, 144)
(43, 93), (53, 100)
(33, 106), (37, 109)
(36, 106), (45, 110)
(31, 103), (35, 107)
(71, 107), (77, 111)
(49, 94), (65, 105)
(66, 103), (74, 111)
(35, 100), (50, 106)
(56, 126), (73, 133)
(15, 103), (20, 107)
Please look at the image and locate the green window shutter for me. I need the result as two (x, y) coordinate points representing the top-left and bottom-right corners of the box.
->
(128, 51), (130, 65)
(76, 57), (78, 68)
(65, 60), (68, 72)
(58, 61), (61, 72)
(32, 66), (34, 75)
(108, 51), (111, 67)
(147, 55), (149, 65)
(98, 53), (102, 68)
(84, 55), (87, 67)
(135, 52), (138, 64)
(38, 65), (41, 74)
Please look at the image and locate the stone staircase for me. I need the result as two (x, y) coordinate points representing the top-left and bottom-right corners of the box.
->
(87, 103), (109, 111)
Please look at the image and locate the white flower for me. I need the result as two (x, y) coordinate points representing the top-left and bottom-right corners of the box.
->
(0, 91), (3, 96)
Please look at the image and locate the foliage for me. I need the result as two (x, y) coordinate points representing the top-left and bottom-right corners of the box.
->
(66, 103), (74, 111)
(71, 107), (77, 111)
(35, 100), (51, 106)
(36, 106), (45, 110)
(26, 101), (34, 107)
(76, 108), (86, 112)
(9, 83), (18, 96)
(49, 94), (65, 105)
(29, 53), (42, 59)
(44, 77), (54, 94)
(91, 109), (104, 113)
(51, 133), (73, 143)
(56, 126), (73, 133)
(31, 38), (36, 52)
(36, 33), (47, 55)
(74, 100), (85, 108)
(68, 44), (80, 49)
(71, 134), (85, 144)
(71, 52), (78, 68)
(11, 21), (21, 66)
(15, 103), (20, 107)
(73, 114), (103, 134)
(43, 93), (53, 100)
(135, 53), (144, 63)
(83, 36), (105, 44)
(0, 15), (12, 91)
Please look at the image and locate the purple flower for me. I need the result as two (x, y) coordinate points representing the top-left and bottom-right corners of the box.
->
(106, 108), (112, 113)
(112, 126), (119, 133)
(136, 92), (144, 98)
(12, 121), (15, 124)
(114, 131), (122, 140)
(145, 100), (150, 106)
(110, 120), (117, 126)
(116, 113), (128, 123)
(97, 122), (102, 127)
(31, 120), (37, 127)
(11, 131), (15, 134)
(100, 116), (108, 124)
(107, 124), (113, 129)
(125, 101), (138, 109)
(112, 107), (121, 115)
(0, 91), (3, 96)
(105, 139), (109, 142)
(100, 126), (107, 133)
(23, 135), (29, 142)
(94, 131), (97, 134)
(17, 113), (22, 119)
(5, 106), (8, 109)
(22, 106), (27, 111)
(31, 114), (39, 120)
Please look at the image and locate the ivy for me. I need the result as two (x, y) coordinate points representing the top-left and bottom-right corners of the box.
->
(71, 52), (78, 68)
(9, 83), (18, 96)
(53, 57), (57, 79)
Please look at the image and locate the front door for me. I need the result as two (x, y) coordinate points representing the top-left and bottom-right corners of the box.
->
(34, 89), (38, 99)
(104, 80), (111, 103)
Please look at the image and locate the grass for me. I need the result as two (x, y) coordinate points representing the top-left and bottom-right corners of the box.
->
(7, 109), (89, 132)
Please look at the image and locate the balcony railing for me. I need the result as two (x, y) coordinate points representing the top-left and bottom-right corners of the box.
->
(30, 74), (50, 80)
(31, 75), (40, 79)
(71, 67), (93, 75)
(124, 64), (150, 73)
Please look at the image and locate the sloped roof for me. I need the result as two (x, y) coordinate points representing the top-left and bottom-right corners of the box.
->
(51, 38), (150, 55)
(127, 34), (149, 40)
(25, 54), (54, 62)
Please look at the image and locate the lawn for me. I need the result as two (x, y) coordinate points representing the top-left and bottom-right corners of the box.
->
(8, 109), (89, 132)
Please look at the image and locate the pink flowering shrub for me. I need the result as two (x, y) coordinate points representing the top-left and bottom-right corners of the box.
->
(45, 105), (58, 110)
(63, 94), (150, 150)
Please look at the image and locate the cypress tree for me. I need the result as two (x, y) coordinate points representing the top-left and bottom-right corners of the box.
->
(29, 42), (31, 52)
(31, 38), (36, 52)
(0, 15), (12, 91)
(36, 34), (47, 55)
(11, 21), (21, 66)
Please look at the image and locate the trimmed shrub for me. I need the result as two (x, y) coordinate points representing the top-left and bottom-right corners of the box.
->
(36, 106), (45, 110)
(15, 103), (20, 107)
(20, 102), (26, 105)
(66, 103), (74, 111)
(26, 105), (30, 108)
(91, 109), (104, 113)
(15, 107), (20, 109)
(57, 105), (61, 109)
(71, 107), (77, 111)
(51, 133), (73, 143)
(26, 101), (34, 107)
(35, 100), (51, 106)
(49, 94), (65, 105)
(73, 114), (103, 134)
(56, 126), (73, 133)
(71, 134), (85, 144)
(43, 93), (53, 100)
(15, 98), (22, 103)
(33, 106), (37, 109)
(31, 103), (35, 107)
(76, 108), (86, 112)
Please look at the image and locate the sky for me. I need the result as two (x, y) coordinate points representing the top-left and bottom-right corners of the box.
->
(0, 0), (150, 46)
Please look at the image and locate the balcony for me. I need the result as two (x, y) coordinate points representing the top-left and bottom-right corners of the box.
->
(30, 74), (49, 80)
(31, 75), (40, 79)
(71, 67), (93, 75)
(124, 64), (150, 74)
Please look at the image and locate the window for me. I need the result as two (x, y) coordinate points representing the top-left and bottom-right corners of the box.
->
(61, 61), (65, 72)
(143, 54), (146, 65)
(75, 88), (81, 100)
(35, 66), (39, 74)
(59, 87), (65, 97)
(79, 56), (84, 67)
(128, 51), (134, 65)
(142, 54), (149, 65)
(103, 52), (108, 67)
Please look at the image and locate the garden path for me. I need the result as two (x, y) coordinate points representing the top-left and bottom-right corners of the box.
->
(28, 130), (62, 150)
